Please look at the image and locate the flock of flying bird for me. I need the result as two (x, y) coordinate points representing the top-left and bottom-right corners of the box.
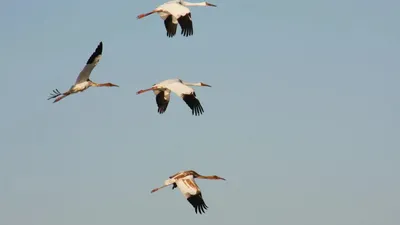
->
(47, 0), (224, 215)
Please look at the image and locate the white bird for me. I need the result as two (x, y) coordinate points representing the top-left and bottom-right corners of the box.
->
(150, 170), (226, 214)
(47, 42), (119, 103)
(137, 0), (217, 38)
(136, 78), (211, 116)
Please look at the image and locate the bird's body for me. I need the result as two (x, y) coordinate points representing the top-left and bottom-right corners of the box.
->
(137, 0), (217, 37)
(151, 170), (225, 214)
(47, 42), (119, 103)
(71, 81), (90, 93)
(137, 78), (211, 116)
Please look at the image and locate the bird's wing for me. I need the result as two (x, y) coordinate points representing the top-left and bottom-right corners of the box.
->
(177, 13), (193, 36)
(153, 89), (171, 114)
(163, 81), (204, 115)
(164, 15), (178, 37)
(164, 81), (194, 97)
(167, 171), (184, 189)
(160, 2), (191, 19)
(168, 171), (183, 179)
(75, 42), (103, 84)
(181, 93), (204, 116)
(176, 176), (200, 196)
(176, 176), (208, 214)
(161, 2), (192, 36)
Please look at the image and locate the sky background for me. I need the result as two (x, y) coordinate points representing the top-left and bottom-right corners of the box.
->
(0, 0), (399, 224)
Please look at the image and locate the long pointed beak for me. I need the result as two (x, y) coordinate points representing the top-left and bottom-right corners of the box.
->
(202, 83), (212, 87)
(206, 2), (217, 7)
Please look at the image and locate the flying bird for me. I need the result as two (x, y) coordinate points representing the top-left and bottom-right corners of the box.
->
(150, 170), (225, 214)
(136, 78), (211, 116)
(137, 0), (217, 38)
(47, 42), (119, 103)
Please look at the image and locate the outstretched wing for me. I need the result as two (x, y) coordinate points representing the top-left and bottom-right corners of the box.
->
(153, 89), (171, 114)
(75, 42), (103, 84)
(187, 192), (208, 214)
(177, 13), (193, 37)
(163, 81), (204, 116)
(164, 15), (178, 37)
(182, 93), (204, 116)
(176, 176), (208, 214)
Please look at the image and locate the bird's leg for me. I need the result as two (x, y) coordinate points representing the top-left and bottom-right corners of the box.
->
(48, 89), (71, 103)
(137, 9), (161, 19)
(150, 184), (170, 193)
(53, 94), (70, 103)
(136, 87), (157, 95)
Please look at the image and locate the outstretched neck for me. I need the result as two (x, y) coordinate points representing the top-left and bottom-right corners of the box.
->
(182, 1), (207, 7)
(197, 175), (218, 180)
(183, 82), (201, 86)
(89, 81), (119, 87)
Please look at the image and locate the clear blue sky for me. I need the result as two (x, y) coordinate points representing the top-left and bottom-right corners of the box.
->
(0, 0), (399, 224)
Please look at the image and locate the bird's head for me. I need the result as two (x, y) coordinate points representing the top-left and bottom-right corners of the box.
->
(206, 2), (217, 7)
(200, 82), (212, 87)
(211, 175), (226, 180)
(108, 83), (119, 87)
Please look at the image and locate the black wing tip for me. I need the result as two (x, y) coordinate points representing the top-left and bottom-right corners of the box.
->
(194, 203), (208, 214)
(182, 94), (204, 116)
(96, 42), (103, 54)
(164, 15), (177, 38)
(156, 91), (169, 114)
(181, 30), (194, 37)
(157, 108), (167, 114)
(192, 104), (204, 116)
(86, 42), (103, 64)
(178, 13), (193, 37)
(187, 194), (208, 214)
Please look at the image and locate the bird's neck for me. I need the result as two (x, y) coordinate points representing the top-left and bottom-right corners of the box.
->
(182, 2), (206, 7)
(183, 82), (201, 86)
(196, 175), (217, 180)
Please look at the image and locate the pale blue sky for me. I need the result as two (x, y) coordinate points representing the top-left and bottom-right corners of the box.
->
(0, 0), (399, 224)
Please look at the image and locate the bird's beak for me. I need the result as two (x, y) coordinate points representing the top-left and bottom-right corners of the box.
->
(113, 84), (119, 87)
(206, 2), (217, 7)
(202, 83), (212, 87)
(220, 177), (226, 180)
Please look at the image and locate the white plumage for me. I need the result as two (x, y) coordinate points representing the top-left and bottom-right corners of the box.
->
(158, 1), (190, 20)
(175, 175), (200, 196)
(137, 78), (211, 116)
(137, 0), (217, 37)
(75, 47), (102, 84)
